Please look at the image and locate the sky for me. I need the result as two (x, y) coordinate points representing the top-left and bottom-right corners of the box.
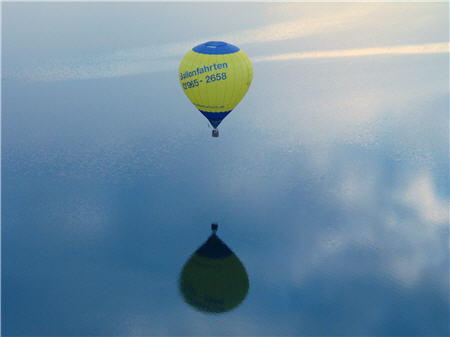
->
(2, 2), (449, 336)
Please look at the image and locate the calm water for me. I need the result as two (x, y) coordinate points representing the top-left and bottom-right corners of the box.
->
(2, 3), (449, 336)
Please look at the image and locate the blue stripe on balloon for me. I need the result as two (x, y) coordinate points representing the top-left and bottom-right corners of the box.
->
(192, 41), (239, 55)
(199, 110), (232, 128)
(199, 110), (231, 120)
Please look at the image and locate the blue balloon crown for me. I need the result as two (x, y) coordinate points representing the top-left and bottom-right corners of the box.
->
(192, 41), (240, 55)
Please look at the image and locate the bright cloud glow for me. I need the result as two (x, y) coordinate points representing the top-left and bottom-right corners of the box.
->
(253, 42), (449, 63)
(10, 42), (448, 82)
(8, 5), (448, 82)
(218, 5), (376, 45)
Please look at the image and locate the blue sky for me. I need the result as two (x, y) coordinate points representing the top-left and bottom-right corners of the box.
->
(2, 2), (449, 336)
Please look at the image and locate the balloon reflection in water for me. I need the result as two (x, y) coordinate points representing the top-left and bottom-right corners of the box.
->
(179, 224), (249, 313)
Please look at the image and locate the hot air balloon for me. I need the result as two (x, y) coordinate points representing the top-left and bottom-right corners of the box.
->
(179, 41), (253, 137)
(179, 224), (249, 313)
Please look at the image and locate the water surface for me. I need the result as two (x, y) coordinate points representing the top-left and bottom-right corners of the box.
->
(2, 3), (449, 336)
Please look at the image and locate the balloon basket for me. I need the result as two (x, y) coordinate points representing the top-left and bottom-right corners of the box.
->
(212, 129), (219, 137)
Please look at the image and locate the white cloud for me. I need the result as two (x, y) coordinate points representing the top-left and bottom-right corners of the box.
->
(253, 42), (449, 63)
(16, 40), (448, 82)
(8, 5), (447, 82)
(218, 5), (377, 46)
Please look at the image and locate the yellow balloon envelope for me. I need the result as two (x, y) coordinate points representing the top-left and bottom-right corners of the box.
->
(179, 41), (253, 136)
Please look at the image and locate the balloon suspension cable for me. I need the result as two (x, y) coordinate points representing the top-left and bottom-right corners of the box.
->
(211, 223), (218, 234)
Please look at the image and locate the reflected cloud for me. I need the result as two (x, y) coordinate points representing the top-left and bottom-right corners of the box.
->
(318, 169), (448, 289)
(399, 172), (448, 225)
(179, 224), (249, 314)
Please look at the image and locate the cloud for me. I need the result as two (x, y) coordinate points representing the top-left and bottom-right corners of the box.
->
(9, 40), (447, 82)
(217, 5), (376, 46)
(253, 42), (449, 63)
(9, 5), (445, 82)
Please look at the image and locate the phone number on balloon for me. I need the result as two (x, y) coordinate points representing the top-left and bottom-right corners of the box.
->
(182, 72), (228, 90)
